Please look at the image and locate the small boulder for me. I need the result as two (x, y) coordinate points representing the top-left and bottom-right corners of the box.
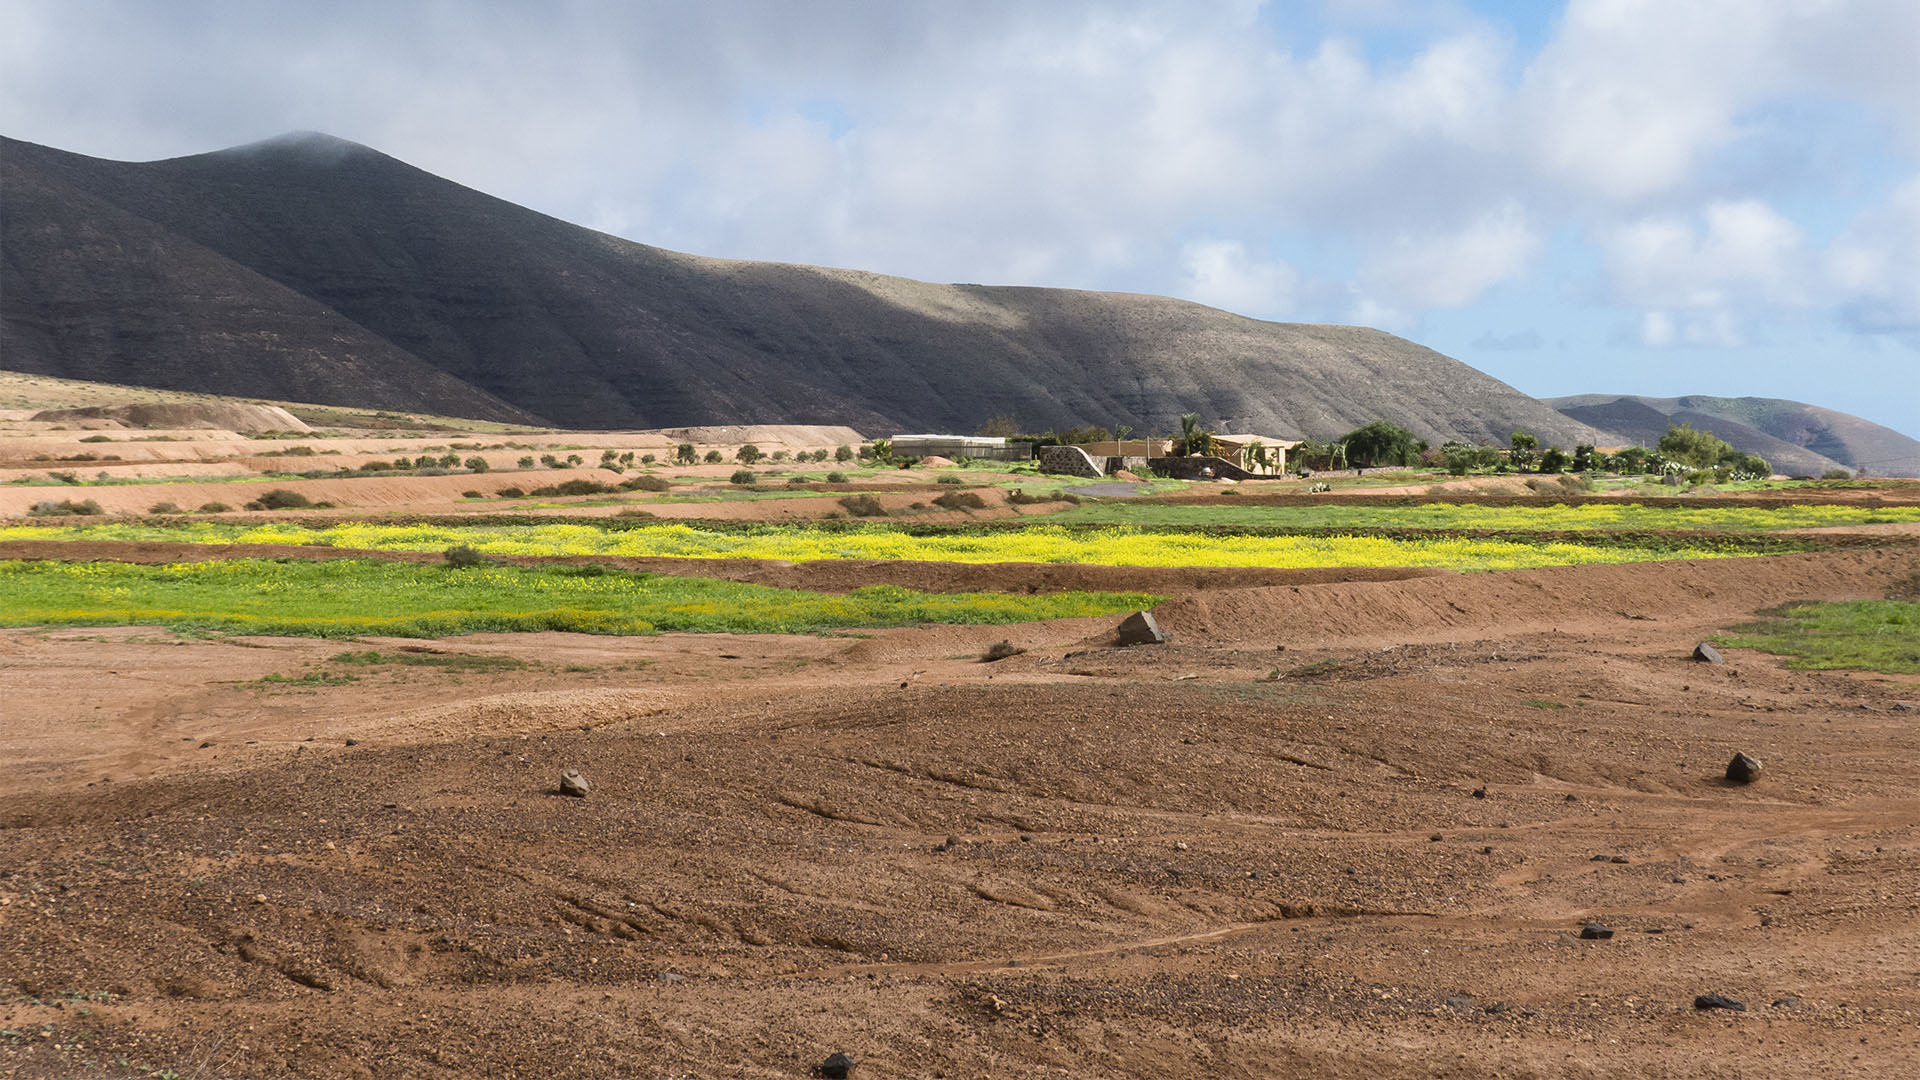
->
(1692, 642), (1724, 664)
(1116, 610), (1168, 646)
(1579, 922), (1614, 940)
(813, 1052), (855, 1079)
(982, 640), (1025, 662)
(1725, 752), (1763, 784)
(1694, 993), (1746, 1012)
(559, 769), (590, 798)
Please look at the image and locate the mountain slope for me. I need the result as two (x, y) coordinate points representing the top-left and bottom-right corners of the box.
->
(1548, 394), (1920, 478)
(6, 132), (1610, 443)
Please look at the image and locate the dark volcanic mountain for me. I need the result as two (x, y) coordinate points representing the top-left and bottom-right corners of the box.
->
(4, 131), (1610, 442)
(1548, 394), (1920, 478)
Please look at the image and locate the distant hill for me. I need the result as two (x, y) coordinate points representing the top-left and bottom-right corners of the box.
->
(2, 132), (1609, 446)
(1548, 394), (1920, 478)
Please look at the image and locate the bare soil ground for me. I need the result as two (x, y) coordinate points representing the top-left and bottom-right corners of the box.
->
(4, 545), (1919, 1079)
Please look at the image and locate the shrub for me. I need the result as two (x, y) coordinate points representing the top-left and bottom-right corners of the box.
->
(936, 474), (963, 484)
(465, 456), (489, 473)
(737, 444), (763, 464)
(532, 479), (615, 497)
(80, 434), (113, 443)
(618, 475), (670, 492)
(566, 454), (584, 467)
(730, 469), (757, 485)
(787, 476), (809, 486)
(838, 494), (887, 517)
(496, 486), (525, 498)
(255, 489), (312, 510)
(771, 450), (789, 462)
(826, 471), (847, 483)
(541, 454), (563, 469)
(47, 471), (79, 485)
(197, 501), (232, 513)
(932, 491), (987, 510)
(834, 444), (854, 462)
(641, 453), (656, 465)
(148, 501), (185, 514)
(703, 450), (724, 464)
(443, 544), (490, 569)
(1822, 468), (1853, 480)
(29, 498), (103, 516)
(462, 490), (484, 499)
(518, 456), (537, 468)
(675, 443), (697, 464)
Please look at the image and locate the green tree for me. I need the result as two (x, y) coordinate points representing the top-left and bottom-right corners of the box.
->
(1571, 444), (1596, 472)
(834, 444), (855, 463)
(1509, 431), (1538, 472)
(675, 443), (697, 465)
(1337, 420), (1419, 468)
(1657, 422), (1734, 469)
(736, 444), (763, 464)
(464, 456), (489, 473)
(703, 449), (724, 464)
(1538, 446), (1570, 473)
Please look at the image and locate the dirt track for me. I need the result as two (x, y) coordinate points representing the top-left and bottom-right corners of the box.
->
(4, 547), (1919, 1078)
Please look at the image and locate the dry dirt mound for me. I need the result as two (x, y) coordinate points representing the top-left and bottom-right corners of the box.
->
(1154, 547), (1920, 649)
(32, 401), (310, 433)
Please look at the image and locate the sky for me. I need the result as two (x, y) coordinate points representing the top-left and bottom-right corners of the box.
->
(4, 0), (1917, 439)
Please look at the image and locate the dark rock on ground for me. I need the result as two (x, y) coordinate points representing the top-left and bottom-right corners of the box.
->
(1692, 642), (1724, 664)
(1580, 923), (1614, 940)
(814, 1051), (855, 1079)
(559, 769), (590, 797)
(1694, 994), (1746, 1011)
(1116, 611), (1168, 646)
(1725, 752), (1763, 784)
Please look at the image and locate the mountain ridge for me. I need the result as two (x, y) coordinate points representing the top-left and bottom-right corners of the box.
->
(0, 132), (1877, 458)
(1547, 394), (1920, 478)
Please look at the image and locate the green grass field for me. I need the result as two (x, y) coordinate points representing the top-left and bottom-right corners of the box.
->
(0, 520), (1759, 572)
(1717, 601), (1920, 674)
(1048, 501), (1920, 532)
(0, 558), (1162, 638)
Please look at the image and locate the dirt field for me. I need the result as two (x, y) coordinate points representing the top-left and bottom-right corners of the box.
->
(4, 541), (1919, 1079)
(5, 399), (1920, 1077)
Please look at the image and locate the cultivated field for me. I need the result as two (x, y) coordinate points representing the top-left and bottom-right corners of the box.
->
(3, 391), (1918, 1079)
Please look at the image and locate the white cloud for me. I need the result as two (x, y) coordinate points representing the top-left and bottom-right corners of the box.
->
(1178, 240), (1298, 317)
(1357, 202), (1540, 310)
(1602, 199), (1807, 310)
(1826, 173), (1920, 338)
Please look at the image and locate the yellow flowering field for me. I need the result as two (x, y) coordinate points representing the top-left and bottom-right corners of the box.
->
(0, 520), (1750, 572)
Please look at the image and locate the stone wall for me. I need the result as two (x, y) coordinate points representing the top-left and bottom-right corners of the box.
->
(1145, 455), (1257, 481)
(1038, 444), (1105, 478)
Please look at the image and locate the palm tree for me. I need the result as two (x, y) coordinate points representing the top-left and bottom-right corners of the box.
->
(1177, 414), (1214, 457)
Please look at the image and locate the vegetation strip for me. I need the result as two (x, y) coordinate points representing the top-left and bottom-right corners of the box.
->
(1050, 501), (1920, 532)
(1716, 601), (1920, 674)
(0, 558), (1162, 638)
(0, 521), (1763, 571)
